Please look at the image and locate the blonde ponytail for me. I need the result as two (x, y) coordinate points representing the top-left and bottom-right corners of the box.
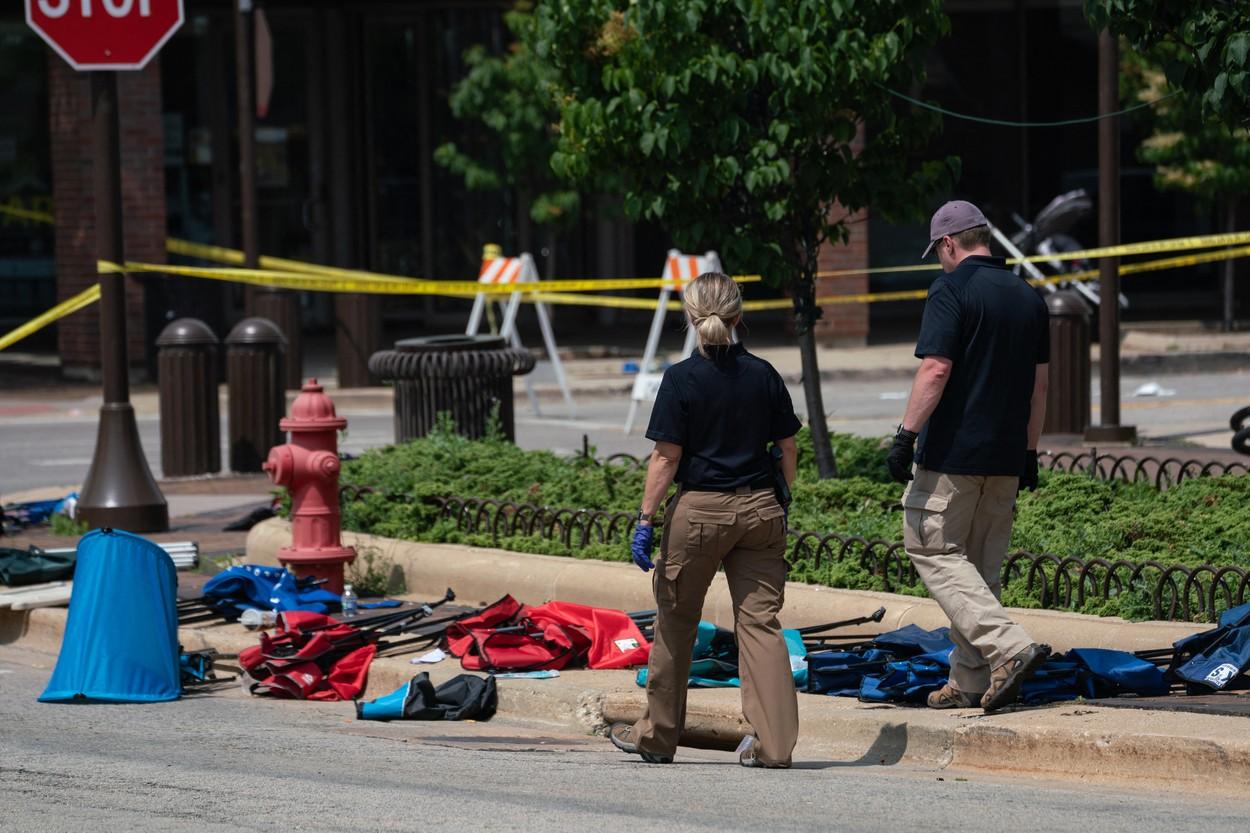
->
(683, 271), (742, 355)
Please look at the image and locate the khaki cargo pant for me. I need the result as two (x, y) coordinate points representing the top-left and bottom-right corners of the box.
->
(902, 467), (1034, 695)
(630, 488), (799, 766)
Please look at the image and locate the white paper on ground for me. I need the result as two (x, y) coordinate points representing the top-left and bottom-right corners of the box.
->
(494, 670), (561, 680)
(1132, 382), (1176, 398)
(411, 648), (447, 665)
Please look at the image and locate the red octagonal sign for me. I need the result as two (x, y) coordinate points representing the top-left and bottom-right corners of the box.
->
(26, 0), (184, 71)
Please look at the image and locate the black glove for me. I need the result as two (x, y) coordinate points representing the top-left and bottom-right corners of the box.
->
(1020, 450), (1039, 492)
(886, 427), (918, 484)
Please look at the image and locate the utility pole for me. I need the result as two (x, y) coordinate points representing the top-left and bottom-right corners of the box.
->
(1085, 30), (1136, 445)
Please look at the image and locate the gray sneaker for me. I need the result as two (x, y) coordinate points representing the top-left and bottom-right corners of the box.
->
(608, 723), (672, 764)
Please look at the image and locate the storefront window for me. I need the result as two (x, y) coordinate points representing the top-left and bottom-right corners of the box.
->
(0, 24), (54, 334)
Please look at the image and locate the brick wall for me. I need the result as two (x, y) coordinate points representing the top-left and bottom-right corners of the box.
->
(813, 205), (870, 346)
(50, 53), (166, 379)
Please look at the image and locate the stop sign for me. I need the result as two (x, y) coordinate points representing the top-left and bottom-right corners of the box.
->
(26, 0), (184, 71)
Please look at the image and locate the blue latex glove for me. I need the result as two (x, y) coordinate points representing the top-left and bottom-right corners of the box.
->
(631, 524), (655, 572)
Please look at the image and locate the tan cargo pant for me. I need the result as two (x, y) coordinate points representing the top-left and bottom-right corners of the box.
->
(630, 488), (799, 766)
(902, 467), (1034, 695)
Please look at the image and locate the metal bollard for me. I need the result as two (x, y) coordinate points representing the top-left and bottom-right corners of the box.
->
(368, 334), (536, 442)
(1043, 291), (1092, 436)
(155, 318), (221, 477)
(225, 317), (287, 472)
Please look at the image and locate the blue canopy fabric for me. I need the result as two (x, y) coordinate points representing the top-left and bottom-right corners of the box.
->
(808, 626), (1170, 706)
(201, 564), (341, 620)
(1170, 603), (1250, 691)
(40, 529), (181, 704)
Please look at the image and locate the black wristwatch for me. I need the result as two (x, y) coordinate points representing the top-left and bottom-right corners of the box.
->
(636, 509), (653, 526)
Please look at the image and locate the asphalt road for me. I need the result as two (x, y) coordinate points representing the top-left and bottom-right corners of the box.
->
(1, 368), (1246, 495)
(0, 648), (1242, 833)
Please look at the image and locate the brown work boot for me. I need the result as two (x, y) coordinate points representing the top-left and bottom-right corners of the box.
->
(981, 644), (1050, 712)
(926, 683), (984, 710)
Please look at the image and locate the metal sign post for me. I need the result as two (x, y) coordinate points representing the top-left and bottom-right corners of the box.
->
(25, 0), (184, 531)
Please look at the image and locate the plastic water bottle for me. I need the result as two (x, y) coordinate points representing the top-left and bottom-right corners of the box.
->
(341, 583), (359, 619)
(240, 609), (277, 630)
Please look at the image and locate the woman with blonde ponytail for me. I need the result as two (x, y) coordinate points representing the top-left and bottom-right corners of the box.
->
(609, 271), (802, 769)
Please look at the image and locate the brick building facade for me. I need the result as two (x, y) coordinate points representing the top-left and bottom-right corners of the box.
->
(49, 55), (166, 379)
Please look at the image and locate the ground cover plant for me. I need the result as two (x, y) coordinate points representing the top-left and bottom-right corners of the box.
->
(336, 421), (1250, 621)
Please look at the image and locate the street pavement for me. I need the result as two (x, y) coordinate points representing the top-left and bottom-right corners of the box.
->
(0, 646), (1244, 833)
(1, 365), (1246, 498)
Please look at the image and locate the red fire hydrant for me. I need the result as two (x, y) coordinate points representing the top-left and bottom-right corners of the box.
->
(262, 379), (355, 594)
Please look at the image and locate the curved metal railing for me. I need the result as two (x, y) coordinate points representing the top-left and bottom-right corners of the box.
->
(337, 485), (1248, 622)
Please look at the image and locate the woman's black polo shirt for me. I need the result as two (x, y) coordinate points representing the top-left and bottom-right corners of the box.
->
(645, 342), (801, 490)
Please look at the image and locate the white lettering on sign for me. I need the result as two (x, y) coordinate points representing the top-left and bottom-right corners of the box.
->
(37, 0), (71, 17)
(37, 0), (154, 17)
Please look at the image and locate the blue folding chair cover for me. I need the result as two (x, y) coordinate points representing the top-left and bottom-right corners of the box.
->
(1071, 648), (1170, 698)
(871, 624), (954, 657)
(859, 646), (953, 703)
(807, 648), (892, 696)
(40, 529), (180, 704)
(1172, 603), (1250, 691)
(201, 564), (340, 619)
(1020, 655), (1082, 704)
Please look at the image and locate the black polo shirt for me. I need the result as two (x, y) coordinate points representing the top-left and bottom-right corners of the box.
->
(646, 343), (801, 490)
(914, 255), (1049, 476)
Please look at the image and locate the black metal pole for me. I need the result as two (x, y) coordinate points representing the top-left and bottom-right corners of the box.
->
(236, 0), (259, 273)
(1085, 31), (1136, 445)
(237, 1), (302, 388)
(77, 71), (168, 533)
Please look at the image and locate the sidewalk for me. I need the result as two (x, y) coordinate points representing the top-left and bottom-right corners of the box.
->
(4, 322), (1249, 409)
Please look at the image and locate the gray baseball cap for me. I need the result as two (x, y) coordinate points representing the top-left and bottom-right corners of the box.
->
(922, 200), (989, 258)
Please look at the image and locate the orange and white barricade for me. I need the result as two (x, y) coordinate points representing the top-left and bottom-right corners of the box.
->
(624, 249), (723, 433)
(466, 245), (575, 416)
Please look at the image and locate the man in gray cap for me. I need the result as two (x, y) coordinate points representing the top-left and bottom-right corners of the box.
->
(885, 199), (1051, 712)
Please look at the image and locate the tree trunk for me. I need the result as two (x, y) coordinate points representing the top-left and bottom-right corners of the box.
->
(794, 278), (837, 479)
(1223, 199), (1237, 332)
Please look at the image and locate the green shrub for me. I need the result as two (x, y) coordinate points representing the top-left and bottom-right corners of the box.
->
(331, 422), (1250, 620)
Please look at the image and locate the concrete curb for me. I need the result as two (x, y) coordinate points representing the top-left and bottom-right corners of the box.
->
(9, 603), (1250, 791)
(245, 518), (1207, 653)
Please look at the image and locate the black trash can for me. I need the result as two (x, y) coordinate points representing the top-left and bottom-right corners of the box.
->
(1043, 291), (1092, 436)
(225, 317), (287, 472)
(155, 318), (221, 477)
(369, 335), (536, 442)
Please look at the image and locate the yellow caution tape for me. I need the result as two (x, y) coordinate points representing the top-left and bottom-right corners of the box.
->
(0, 284), (101, 352)
(7, 199), (1248, 283)
(7, 244), (1248, 352)
(528, 292), (686, 312)
(814, 229), (1250, 279)
(102, 259), (761, 295)
(0, 204), (55, 225)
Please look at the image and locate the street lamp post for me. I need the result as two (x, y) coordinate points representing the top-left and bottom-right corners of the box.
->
(77, 71), (169, 532)
(1085, 30), (1136, 445)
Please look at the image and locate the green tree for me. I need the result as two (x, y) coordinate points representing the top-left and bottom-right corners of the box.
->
(535, 0), (958, 477)
(1086, 0), (1250, 128)
(434, 8), (580, 277)
(1122, 45), (1250, 329)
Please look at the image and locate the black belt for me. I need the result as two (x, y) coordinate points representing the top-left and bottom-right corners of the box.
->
(682, 475), (773, 494)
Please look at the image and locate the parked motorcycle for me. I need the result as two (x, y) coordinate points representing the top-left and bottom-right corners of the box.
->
(1008, 188), (1127, 311)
